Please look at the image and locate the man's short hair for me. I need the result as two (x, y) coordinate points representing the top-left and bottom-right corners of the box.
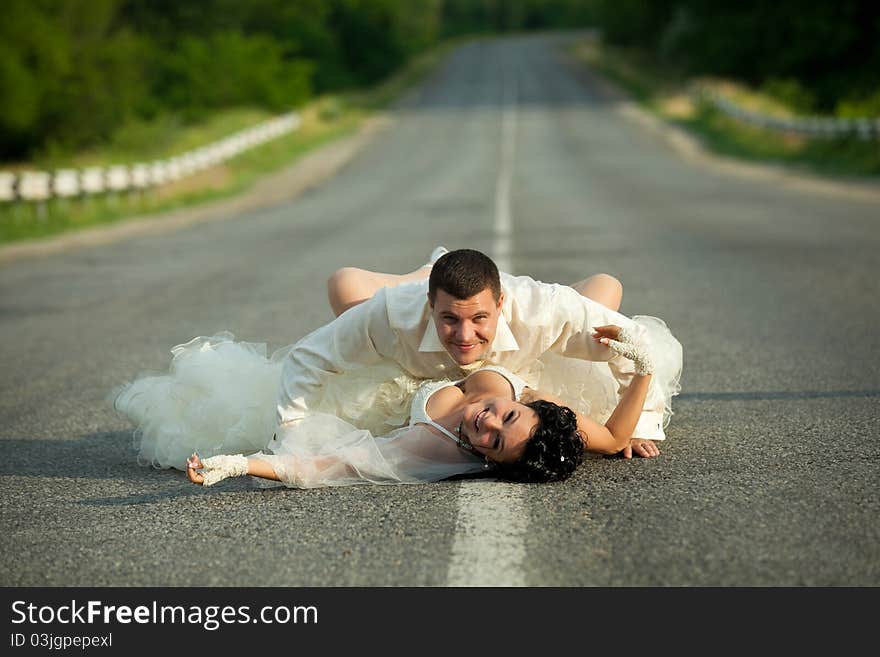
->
(428, 249), (502, 304)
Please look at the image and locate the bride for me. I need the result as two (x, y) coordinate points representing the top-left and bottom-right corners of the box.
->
(182, 323), (654, 487)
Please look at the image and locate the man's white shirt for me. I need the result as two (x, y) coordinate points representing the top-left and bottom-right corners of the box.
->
(277, 272), (667, 439)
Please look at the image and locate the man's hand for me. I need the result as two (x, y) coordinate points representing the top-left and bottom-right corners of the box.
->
(621, 438), (660, 459)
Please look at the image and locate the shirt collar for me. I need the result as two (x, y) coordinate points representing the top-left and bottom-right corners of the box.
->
(418, 312), (520, 354)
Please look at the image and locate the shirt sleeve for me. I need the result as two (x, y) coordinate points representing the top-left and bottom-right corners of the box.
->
(276, 291), (398, 427)
(253, 415), (484, 488)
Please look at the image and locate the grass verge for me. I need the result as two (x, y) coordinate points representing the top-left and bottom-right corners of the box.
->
(569, 38), (880, 178)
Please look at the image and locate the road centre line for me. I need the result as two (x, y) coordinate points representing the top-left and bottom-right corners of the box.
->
(447, 73), (528, 586)
(493, 75), (517, 274)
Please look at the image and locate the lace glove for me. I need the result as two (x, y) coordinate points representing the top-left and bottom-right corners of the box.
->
(199, 454), (248, 487)
(597, 326), (654, 376)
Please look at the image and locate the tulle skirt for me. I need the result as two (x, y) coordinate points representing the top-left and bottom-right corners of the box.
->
(532, 315), (683, 429)
(111, 332), (421, 470)
(111, 316), (682, 470)
(110, 332), (282, 469)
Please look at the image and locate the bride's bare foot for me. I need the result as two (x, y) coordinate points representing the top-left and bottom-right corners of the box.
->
(186, 453), (205, 485)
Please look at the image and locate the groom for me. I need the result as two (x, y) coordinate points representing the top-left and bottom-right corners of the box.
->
(277, 248), (673, 457)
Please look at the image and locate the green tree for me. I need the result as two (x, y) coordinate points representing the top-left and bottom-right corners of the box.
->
(592, 0), (879, 113)
(0, 0), (149, 159)
(158, 31), (311, 119)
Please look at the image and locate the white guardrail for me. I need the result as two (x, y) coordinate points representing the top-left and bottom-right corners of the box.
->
(693, 86), (880, 141)
(1, 112), (301, 203)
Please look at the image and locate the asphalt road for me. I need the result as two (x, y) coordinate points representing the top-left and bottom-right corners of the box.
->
(1, 33), (878, 587)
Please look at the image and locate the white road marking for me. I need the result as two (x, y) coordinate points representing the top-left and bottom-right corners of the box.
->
(447, 481), (529, 586)
(447, 72), (529, 587)
(493, 75), (518, 274)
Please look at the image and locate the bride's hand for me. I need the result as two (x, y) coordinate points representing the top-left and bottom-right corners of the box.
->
(591, 324), (622, 342)
(591, 324), (654, 375)
(186, 453), (205, 485)
(186, 453), (248, 486)
(622, 438), (660, 459)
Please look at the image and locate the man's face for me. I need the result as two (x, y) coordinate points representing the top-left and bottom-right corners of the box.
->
(430, 287), (503, 366)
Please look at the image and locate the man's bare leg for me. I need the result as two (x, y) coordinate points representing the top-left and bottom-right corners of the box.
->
(332, 266), (624, 318)
(570, 273), (658, 459)
(328, 247), (448, 316)
(569, 273), (623, 312)
(328, 266), (431, 317)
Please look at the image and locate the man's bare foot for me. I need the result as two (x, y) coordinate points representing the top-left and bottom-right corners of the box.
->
(186, 453), (205, 485)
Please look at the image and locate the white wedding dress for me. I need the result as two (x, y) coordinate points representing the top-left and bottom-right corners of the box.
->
(111, 317), (681, 487)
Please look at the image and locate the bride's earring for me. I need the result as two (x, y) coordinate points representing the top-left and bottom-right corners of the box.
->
(483, 457), (491, 470)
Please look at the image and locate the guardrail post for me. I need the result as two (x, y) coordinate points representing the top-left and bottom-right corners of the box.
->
(0, 110), (303, 231)
(19, 171), (51, 221)
(702, 91), (879, 142)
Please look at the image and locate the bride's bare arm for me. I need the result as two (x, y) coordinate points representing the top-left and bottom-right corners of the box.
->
(524, 324), (658, 458)
(185, 453), (360, 485)
(244, 457), (281, 481)
(186, 453), (281, 485)
(523, 377), (651, 456)
(184, 424), (480, 488)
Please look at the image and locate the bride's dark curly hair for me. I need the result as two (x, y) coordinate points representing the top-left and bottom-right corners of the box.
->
(494, 399), (585, 483)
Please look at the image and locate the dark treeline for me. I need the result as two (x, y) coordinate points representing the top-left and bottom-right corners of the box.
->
(592, 0), (880, 115)
(0, 0), (592, 161)
(2, 1), (877, 161)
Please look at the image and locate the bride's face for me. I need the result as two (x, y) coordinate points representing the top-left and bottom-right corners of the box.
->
(459, 397), (537, 464)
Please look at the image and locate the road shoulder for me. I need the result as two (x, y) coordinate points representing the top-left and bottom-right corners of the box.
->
(561, 46), (880, 205)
